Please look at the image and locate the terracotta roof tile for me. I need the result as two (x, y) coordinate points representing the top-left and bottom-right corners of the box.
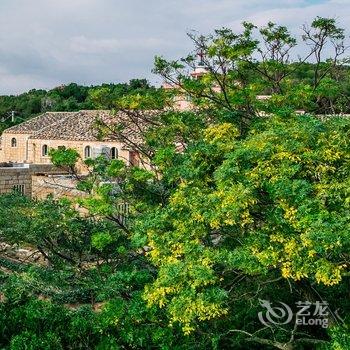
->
(29, 110), (115, 141)
(3, 110), (153, 145)
(3, 112), (76, 134)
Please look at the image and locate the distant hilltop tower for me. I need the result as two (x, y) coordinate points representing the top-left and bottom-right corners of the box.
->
(161, 49), (211, 110)
(190, 49), (208, 80)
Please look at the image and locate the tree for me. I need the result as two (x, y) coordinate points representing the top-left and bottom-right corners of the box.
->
(49, 147), (81, 176)
(0, 193), (213, 349)
(86, 17), (349, 349)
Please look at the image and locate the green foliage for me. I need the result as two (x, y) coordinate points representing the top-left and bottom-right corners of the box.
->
(91, 231), (114, 251)
(49, 147), (80, 170)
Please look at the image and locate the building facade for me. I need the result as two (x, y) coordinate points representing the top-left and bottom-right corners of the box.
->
(0, 110), (140, 172)
(0, 110), (143, 198)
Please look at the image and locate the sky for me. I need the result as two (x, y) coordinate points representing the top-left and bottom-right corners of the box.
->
(0, 0), (349, 95)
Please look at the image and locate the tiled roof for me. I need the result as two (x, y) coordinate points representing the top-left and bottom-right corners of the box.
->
(3, 112), (76, 134)
(3, 110), (153, 145)
(29, 110), (115, 141)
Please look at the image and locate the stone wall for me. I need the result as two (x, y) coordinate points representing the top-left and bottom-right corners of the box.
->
(0, 132), (140, 174)
(27, 139), (132, 173)
(0, 133), (32, 163)
(28, 139), (128, 163)
(0, 132), (131, 166)
(0, 165), (32, 196)
(0, 164), (60, 198)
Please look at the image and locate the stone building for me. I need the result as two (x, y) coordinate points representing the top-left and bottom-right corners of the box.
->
(0, 110), (143, 198)
(0, 110), (140, 172)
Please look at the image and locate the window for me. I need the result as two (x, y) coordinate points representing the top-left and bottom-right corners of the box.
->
(13, 184), (25, 195)
(11, 138), (17, 147)
(117, 202), (129, 225)
(84, 145), (91, 159)
(110, 147), (118, 159)
(42, 144), (48, 156)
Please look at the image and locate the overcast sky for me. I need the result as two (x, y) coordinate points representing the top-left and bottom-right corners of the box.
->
(0, 0), (349, 95)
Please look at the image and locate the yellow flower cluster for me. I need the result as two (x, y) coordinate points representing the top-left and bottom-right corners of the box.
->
(315, 263), (345, 286)
(171, 298), (228, 335)
(322, 148), (342, 161)
(279, 199), (298, 222)
(145, 285), (180, 308)
(204, 123), (239, 152)
(273, 151), (301, 162)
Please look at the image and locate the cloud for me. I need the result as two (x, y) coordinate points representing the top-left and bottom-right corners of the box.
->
(0, 0), (348, 94)
(69, 36), (168, 54)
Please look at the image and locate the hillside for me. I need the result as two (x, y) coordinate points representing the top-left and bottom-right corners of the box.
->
(0, 79), (158, 133)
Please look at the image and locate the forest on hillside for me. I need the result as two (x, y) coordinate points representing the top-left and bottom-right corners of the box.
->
(0, 79), (160, 133)
(0, 17), (349, 350)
